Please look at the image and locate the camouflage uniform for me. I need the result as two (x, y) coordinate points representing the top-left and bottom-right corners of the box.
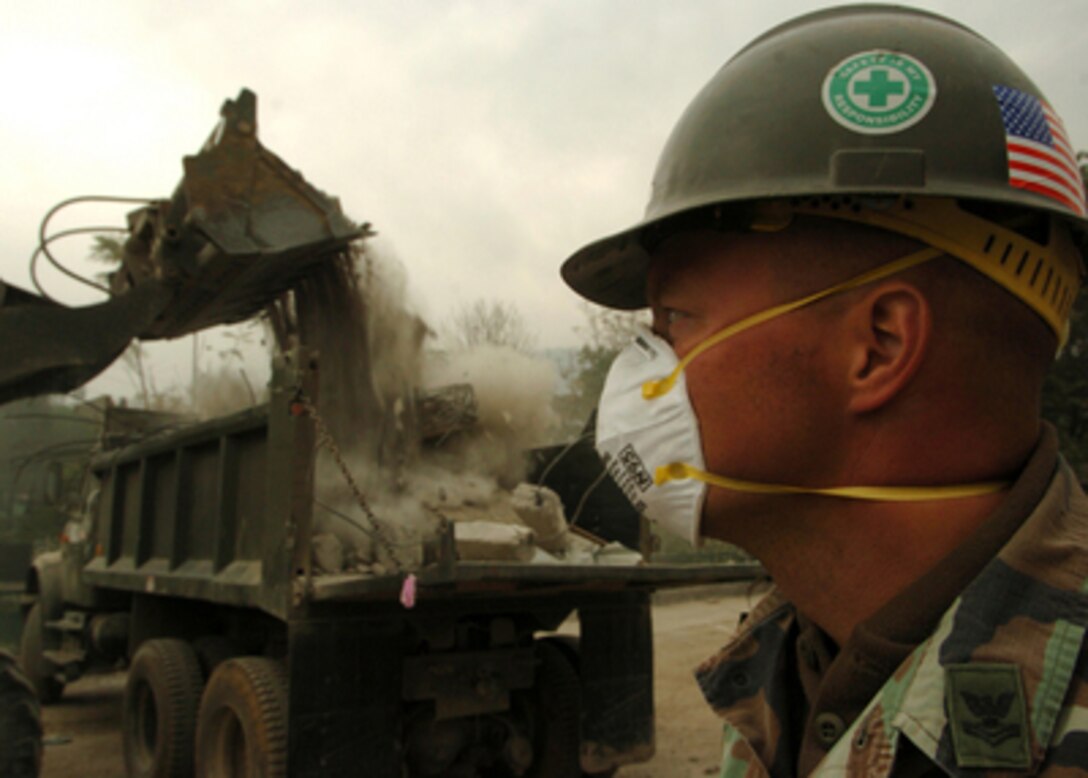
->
(696, 427), (1088, 776)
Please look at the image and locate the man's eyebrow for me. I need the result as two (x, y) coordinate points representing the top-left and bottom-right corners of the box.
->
(645, 261), (682, 306)
(647, 269), (695, 311)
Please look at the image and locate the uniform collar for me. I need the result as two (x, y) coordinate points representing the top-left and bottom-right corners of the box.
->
(695, 426), (1086, 776)
(796, 427), (1059, 773)
(825, 452), (1088, 775)
(861, 424), (1060, 648)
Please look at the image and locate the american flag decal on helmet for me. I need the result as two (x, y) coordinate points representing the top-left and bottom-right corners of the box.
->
(992, 85), (1087, 218)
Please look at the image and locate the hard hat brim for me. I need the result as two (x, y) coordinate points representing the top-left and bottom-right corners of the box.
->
(560, 224), (651, 310)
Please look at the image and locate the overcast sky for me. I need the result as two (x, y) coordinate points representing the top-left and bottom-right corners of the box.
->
(2, 0), (1086, 397)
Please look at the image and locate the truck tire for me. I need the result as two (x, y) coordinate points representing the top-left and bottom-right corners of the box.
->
(195, 657), (288, 778)
(19, 603), (63, 704)
(0, 650), (43, 778)
(539, 636), (618, 778)
(192, 636), (240, 681)
(122, 638), (204, 778)
(540, 635), (582, 673)
(527, 639), (582, 778)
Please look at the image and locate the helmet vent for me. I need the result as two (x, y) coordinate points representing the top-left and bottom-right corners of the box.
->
(1015, 251), (1029, 276)
(1030, 258), (1044, 286)
(1057, 285), (1070, 314)
(790, 196), (1082, 345)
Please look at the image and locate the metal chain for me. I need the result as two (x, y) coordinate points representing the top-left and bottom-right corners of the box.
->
(296, 392), (404, 571)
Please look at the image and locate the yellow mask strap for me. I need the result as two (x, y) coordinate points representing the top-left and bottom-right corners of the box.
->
(642, 245), (944, 399)
(656, 463), (1009, 502)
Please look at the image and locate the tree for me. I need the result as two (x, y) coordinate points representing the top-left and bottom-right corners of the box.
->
(554, 303), (648, 436)
(87, 235), (162, 406)
(569, 303), (649, 399)
(84, 235), (264, 413)
(87, 234), (125, 274)
(1041, 153), (1088, 482)
(445, 299), (536, 353)
(1043, 293), (1088, 481)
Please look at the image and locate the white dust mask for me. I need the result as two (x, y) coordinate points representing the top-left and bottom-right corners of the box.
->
(595, 326), (708, 546)
(595, 246), (1010, 547)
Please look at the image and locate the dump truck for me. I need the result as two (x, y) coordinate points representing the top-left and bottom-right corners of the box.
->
(12, 90), (759, 778)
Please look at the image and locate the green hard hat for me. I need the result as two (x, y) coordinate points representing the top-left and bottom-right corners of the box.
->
(561, 4), (1088, 310)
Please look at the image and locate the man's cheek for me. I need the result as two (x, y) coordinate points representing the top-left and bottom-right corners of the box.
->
(685, 369), (736, 460)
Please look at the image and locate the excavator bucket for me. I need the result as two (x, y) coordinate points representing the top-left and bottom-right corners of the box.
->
(0, 89), (363, 404)
(111, 88), (365, 339)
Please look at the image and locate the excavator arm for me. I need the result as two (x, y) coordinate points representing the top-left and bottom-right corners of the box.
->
(0, 88), (363, 403)
(0, 278), (170, 404)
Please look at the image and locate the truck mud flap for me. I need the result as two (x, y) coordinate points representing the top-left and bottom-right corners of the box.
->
(579, 591), (655, 773)
(287, 616), (404, 778)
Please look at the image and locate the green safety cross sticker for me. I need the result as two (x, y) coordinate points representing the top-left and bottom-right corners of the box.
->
(822, 50), (936, 135)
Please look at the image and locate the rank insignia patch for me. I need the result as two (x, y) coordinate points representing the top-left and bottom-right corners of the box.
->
(945, 664), (1031, 770)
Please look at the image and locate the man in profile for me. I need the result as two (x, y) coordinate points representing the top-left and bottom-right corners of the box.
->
(562, 6), (1088, 775)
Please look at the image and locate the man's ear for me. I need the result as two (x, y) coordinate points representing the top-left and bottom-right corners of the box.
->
(845, 283), (931, 414)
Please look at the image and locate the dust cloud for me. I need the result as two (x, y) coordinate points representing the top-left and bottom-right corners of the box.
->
(421, 345), (559, 486)
(190, 367), (264, 419)
(295, 243), (563, 574)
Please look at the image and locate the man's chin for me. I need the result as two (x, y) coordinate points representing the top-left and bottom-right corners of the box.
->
(700, 487), (809, 549)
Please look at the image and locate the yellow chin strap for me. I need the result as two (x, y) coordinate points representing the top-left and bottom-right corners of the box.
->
(655, 463), (1008, 501)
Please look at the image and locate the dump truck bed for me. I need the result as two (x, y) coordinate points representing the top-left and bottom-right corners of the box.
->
(80, 368), (757, 621)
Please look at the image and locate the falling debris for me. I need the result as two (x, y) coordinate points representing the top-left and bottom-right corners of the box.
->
(511, 484), (569, 554)
(283, 243), (634, 573)
(453, 522), (535, 563)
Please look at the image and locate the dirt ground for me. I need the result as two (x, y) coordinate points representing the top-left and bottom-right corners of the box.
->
(39, 582), (764, 777)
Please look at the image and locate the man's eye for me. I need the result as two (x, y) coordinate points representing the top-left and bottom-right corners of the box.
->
(652, 307), (691, 342)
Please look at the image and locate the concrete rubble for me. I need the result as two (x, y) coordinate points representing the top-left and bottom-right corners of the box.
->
(312, 483), (642, 574)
